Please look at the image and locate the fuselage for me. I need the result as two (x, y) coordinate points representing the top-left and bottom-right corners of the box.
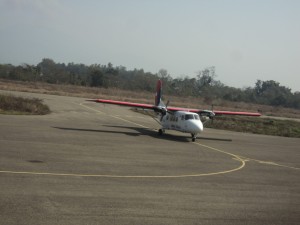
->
(161, 111), (203, 134)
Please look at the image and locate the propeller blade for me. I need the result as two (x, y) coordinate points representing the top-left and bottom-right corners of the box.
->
(166, 100), (170, 108)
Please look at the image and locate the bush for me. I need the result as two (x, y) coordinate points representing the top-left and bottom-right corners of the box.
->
(0, 94), (50, 115)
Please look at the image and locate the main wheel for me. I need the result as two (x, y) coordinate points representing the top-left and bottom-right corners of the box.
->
(158, 129), (163, 135)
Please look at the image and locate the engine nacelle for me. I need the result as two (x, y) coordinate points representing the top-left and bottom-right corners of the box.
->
(199, 110), (215, 119)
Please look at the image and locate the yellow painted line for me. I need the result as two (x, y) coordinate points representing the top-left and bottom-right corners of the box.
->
(1, 101), (293, 178)
(79, 102), (106, 115)
(0, 160), (244, 178)
(0, 143), (245, 178)
(195, 144), (300, 170)
(1, 99), (246, 177)
(0, 141), (245, 177)
(80, 102), (149, 128)
(193, 142), (245, 161)
(241, 157), (300, 170)
(0, 133), (246, 178)
(80, 101), (300, 171)
(110, 115), (149, 128)
(269, 163), (300, 170)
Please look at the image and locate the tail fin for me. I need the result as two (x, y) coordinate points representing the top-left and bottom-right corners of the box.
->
(155, 79), (162, 106)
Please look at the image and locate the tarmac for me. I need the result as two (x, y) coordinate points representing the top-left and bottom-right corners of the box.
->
(0, 91), (299, 225)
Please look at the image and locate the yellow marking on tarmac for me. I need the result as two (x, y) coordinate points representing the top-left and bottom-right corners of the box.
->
(193, 142), (244, 162)
(195, 143), (299, 170)
(110, 115), (149, 128)
(80, 102), (148, 128)
(0, 145), (245, 178)
(80, 101), (300, 171)
(2, 102), (246, 177)
(1, 101), (294, 178)
(240, 157), (300, 170)
(79, 102), (106, 114)
(0, 160), (244, 178)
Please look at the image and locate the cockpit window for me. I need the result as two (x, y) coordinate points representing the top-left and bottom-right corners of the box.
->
(194, 114), (200, 120)
(185, 114), (194, 120)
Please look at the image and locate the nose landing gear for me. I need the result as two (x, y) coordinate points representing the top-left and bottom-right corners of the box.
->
(191, 133), (197, 142)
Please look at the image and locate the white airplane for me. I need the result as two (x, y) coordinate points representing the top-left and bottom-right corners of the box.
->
(88, 80), (261, 141)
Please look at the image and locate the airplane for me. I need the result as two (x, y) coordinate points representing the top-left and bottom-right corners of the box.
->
(88, 80), (261, 142)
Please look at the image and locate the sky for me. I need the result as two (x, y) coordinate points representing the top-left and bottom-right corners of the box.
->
(0, 0), (299, 92)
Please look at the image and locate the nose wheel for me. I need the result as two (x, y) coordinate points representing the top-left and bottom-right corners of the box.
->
(191, 133), (196, 142)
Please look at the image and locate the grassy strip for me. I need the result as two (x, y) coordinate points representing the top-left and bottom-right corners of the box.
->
(0, 94), (50, 115)
(206, 116), (300, 138)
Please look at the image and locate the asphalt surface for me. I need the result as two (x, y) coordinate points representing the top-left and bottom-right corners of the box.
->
(0, 91), (299, 225)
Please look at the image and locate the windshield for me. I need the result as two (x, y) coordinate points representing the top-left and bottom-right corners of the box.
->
(185, 114), (200, 120)
(185, 114), (194, 120)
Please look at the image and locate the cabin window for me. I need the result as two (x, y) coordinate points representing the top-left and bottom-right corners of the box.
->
(181, 115), (184, 120)
(185, 114), (194, 120)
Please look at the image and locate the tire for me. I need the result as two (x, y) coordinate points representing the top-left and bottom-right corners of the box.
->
(158, 129), (163, 135)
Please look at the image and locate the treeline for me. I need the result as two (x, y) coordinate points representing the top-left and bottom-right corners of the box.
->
(0, 58), (299, 109)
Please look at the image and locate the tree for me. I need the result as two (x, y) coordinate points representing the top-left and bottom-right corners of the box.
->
(196, 67), (216, 88)
(1, 59), (299, 109)
(157, 69), (173, 94)
(89, 69), (104, 87)
(254, 80), (293, 106)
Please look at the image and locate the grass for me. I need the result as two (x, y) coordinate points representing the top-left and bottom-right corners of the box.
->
(205, 116), (300, 138)
(0, 94), (50, 115)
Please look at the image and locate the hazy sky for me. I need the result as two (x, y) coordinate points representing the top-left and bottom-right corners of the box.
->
(1, 0), (299, 91)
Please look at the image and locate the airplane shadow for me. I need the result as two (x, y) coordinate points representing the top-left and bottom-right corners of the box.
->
(53, 125), (232, 142)
(197, 136), (232, 142)
(103, 125), (232, 142)
(53, 125), (189, 142)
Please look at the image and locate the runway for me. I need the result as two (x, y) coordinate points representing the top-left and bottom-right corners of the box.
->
(0, 91), (299, 225)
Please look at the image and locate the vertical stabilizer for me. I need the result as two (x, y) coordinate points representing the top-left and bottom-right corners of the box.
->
(155, 80), (162, 106)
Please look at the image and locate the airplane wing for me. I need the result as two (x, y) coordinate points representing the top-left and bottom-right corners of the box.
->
(88, 99), (261, 117)
(209, 110), (261, 116)
(87, 99), (156, 110)
(166, 106), (261, 117)
(88, 80), (260, 117)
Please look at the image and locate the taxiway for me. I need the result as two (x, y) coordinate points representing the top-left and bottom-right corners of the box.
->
(0, 91), (299, 225)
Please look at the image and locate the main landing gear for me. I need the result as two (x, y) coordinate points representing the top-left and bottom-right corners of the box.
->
(159, 129), (197, 142)
(158, 128), (165, 135)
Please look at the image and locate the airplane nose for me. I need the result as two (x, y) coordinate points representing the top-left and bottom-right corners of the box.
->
(197, 121), (203, 132)
(190, 121), (203, 133)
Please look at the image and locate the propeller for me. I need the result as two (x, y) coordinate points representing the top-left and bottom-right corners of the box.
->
(159, 100), (171, 121)
(166, 100), (170, 108)
(199, 105), (215, 125)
